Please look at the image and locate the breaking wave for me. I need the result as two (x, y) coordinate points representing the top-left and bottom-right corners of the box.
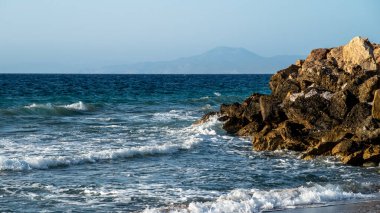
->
(144, 184), (375, 213)
(0, 115), (220, 171)
(1, 101), (93, 116)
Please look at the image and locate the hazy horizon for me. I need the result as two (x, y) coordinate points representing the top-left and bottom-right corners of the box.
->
(0, 0), (379, 73)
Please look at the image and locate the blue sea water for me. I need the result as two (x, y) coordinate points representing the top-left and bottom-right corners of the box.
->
(0, 74), (379, 212)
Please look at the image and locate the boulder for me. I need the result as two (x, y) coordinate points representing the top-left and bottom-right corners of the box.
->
(331, 139), (359, 156)
(207, 36), (380, 166)
(329, 90), (357, 120)
(269, 64), (300, 93)
(241, 93), (262, 122)
(358, 75), (379, 102)
(259, 95), (285, 123)
(343, 103), (372, 129)
(237, 120), (263, 136)
(223, 117), (248, 134)
(363, 145), (380, 163)
(342, 37), (377, 73)
(341, 151), (364, 166)
(372, 89), (380, 120)
(220, 103), (243, 118)
(283, 89), (337, 130)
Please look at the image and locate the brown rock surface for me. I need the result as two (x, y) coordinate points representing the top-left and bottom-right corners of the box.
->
(372, 89), (380, 120)
(197, 37), (380, 166)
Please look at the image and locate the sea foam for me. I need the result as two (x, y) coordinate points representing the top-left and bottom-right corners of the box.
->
(0, 114), (220, 171)
(144, 184), (374, 213)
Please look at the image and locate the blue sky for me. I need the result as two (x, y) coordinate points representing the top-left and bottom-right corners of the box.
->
(0, 0), (379, 70)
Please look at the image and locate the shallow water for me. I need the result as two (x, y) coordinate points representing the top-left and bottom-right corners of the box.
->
(0, 74), (379, 212)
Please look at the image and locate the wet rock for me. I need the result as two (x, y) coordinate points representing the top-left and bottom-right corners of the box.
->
(194, 111), (219, 125)
(220, 103), (243, 118)
(331, 139), (359, 156)
(363, 145), (380, 163)
(223, 117), (248, 134)
(236, 120), (263, 136)
(341, 151), (364, 166)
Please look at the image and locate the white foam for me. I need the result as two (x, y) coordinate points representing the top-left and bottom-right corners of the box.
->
(214, 92), (221, 97)
(0, 144), (179, 170)
(24, 103), (53, 109)
(144, 184), (374, 213)
(0, 114), (220, 171)
(63, 101), (87, 110)
(153, 110), (197, 122)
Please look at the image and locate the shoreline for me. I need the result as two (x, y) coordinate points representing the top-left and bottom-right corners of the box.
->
(274, 199), (380, 213)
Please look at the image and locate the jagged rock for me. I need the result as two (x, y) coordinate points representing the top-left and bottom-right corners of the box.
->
(259, 95), (285, 123)
(372, 89), (380, 120)
(343, 103), (372, 129)
(203, 37), (380, 166)
(363, 145), (380, 163)
(237, 120), (263, 136)
(374, 45), (380, 64)
(283, 89), (337, 130)
(321, 128), (352, 143)
(342, 37), (377, 73)
(241, 93), (262, 122)
(269, 64), (300, 94)
(329, 90), (357, 120)
(342, 151), (364, 166)
(223, 117), (247, 134)
(220, 103), (243, 118)
(358, 75), (379, 102)
(194, 111), (219, 125)
(331, 139), (359, 156)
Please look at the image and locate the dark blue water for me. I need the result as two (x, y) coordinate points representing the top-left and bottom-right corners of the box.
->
(0, 74), (379, 212)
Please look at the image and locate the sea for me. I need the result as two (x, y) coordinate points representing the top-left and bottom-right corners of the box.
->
(0, 74), (380, 212)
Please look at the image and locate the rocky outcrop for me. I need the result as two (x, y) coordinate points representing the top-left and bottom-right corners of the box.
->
(198, 37), (380, 166)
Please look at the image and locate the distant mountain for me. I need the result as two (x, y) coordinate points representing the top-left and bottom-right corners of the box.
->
(102, 47), (305, 74)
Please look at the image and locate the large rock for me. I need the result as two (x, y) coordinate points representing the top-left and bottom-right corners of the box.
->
(200, 36), (380, 166)
(372, 89), (380, 120)
(259, 95), (285, 123)
(358, 75), (380, 102)
(283, 89), (337, 130)
(329, 90), (357, 120)
(342, 37), (377, 74)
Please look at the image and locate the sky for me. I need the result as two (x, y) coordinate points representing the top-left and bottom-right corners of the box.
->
(0, 0), (379, 72)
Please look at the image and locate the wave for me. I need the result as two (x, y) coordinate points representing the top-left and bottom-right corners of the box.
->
(0, 115), (221, 171)
(0, 144), (179, 170)
(144, 184), (375, 213)
(1, 101), (93, 116)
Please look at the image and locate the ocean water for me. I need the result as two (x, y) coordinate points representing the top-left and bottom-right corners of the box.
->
(0, 74), (379, 212)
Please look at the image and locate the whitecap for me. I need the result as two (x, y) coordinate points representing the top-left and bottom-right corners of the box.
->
(214, 92), (221, 97)
(24, 103), (53, 109)
(0, 114), (221, 171)
(63, 101), (87, 110)
(144, 184), (374, 213)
